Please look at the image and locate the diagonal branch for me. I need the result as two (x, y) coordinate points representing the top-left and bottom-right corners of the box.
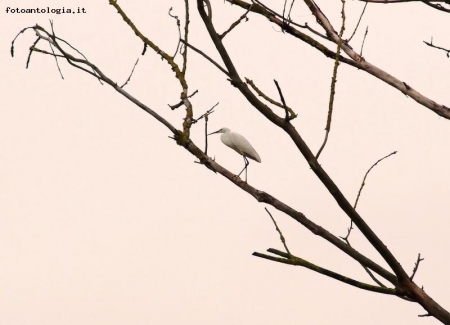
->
(254, 249), (398, 295)
(219, 4), (252, 39)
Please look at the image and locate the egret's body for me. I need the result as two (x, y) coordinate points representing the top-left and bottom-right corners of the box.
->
(208, 127), (261, 182)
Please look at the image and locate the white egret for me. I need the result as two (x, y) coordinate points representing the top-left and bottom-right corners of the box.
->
(208, 127), (261, 182)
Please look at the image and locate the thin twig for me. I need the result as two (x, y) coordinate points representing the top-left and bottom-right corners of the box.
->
(205, 114), (209, 155)
(273, 80), (290, 121)
(48, 21), (64, 79)
(26, 37), (40, 69)
(11, 26), (36, 57)
(424, 38), (450, 58)
(265, 207), (290, 255)
(121, 58), (139, 88)
(168, 8), (182, 59)
(287, 0), (296, 21)
(338, 150), (398, 288)
(219, 5), (252, 39)
(246, 78), (297, 118)
(192, 102), (218, 123)
(354, 151), (397, 209)
(180, 40), (230, 76)
(49, 43), (64, 79)
(360, 26), (369, 56)
(348, 2), (368, 42)
(410, 253), (424, 280)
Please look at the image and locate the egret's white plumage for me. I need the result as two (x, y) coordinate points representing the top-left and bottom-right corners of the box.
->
(208, 127), (261, 181)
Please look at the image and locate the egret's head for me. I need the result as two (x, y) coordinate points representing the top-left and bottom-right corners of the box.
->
(208, 127), (229, 136)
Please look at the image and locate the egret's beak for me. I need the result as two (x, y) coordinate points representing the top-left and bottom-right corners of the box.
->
(208, 130), (220, 136)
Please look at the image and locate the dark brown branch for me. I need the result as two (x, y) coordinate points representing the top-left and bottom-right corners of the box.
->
(273, 80), (290, 120)
(180, 40), (230, 77)
(26, 37), (40, 69)
(219, 5), (252, 39)
(424, 39), (450, 58)
(420, 1), (450, 13)
(11, 26), (37, 58)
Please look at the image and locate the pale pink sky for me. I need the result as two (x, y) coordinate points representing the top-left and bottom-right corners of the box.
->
(1, 1), (449, 324)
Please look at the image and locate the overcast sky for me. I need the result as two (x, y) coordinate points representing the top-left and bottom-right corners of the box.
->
(1, 1), (449, 324)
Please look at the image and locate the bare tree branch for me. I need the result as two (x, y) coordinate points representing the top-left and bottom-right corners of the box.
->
(254, 249), (398, 295)
(424, 38), (450, 57)
(121, 58), (139, 88)
(196, 2), (450, 322)
(219, 4), (252, 39)
(316, 0), (346, 160)
(265, 208), (291, 255)
(410, 254), (425, 280)
(182, 0), (190, 75)
(227, 0), (450, 119)
(180, 40), (230, 77)
(354, 151), (397, 210)
(12, 2), (450, 323)
(348, 2), (368, 42)
(245, 78), (297, 118)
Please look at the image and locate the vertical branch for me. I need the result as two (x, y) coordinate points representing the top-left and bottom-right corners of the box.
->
(273, 80), (290, 120)
(315, 0), (346, 160)
(182, 0), (190, 75)
(360, 26), (369, 56)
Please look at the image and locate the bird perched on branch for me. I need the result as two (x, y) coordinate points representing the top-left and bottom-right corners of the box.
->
(208, 127), (261, 182)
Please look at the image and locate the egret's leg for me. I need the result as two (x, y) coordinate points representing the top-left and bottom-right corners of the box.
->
(237, 156), (250, 182)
